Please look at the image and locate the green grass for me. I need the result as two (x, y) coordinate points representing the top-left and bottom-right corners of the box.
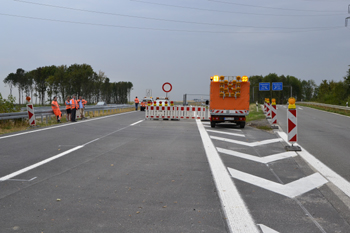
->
(298, 103), (350, 117)
(246, 104), (266, 122)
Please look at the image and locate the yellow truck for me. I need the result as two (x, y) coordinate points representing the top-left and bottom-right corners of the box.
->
(209, 75), (250, 128)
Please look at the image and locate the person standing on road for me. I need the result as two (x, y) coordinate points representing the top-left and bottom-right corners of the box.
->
(134, 96), (139, 111)
(70, 95), (79, 122)
(77, 96), (87, 119)
(51, 96), (62, 123)
(65, 96), (72, 122)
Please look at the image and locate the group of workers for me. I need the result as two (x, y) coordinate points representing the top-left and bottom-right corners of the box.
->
(51, 95), (87, 123)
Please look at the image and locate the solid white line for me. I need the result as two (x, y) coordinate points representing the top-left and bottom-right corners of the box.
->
(0, 111), (134, 140)
(217, 148), (297, 164)
(277, 131), (350, 198)
(211, 136), (283, 147)
(206, 129), (245, 137)
(0, 146), (83, 182)
(130, 120), (144, 126)
(228, 167), (328, 198)
(196, 120), (259, 233)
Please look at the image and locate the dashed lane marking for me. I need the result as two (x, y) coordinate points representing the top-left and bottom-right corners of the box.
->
(206, 129), (245, 137)
(196, 120), (259, 233)
(130, 120), (144, 126)
(228, 167), (328, 198)
(211, 136), (283, 147)
(0, 119), (142, 182)
(217, 148), (297, 164)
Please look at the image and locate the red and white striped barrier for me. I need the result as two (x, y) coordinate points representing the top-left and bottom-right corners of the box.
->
(287, 108), (297, 143)
(146, 106), (207, 120)
(271, 104), (277, 125)
(267, 103), (271, 118)
(27, 102), (36, 126)
(286, 98), (301, 151)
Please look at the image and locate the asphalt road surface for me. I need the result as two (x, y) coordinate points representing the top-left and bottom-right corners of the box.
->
(1, 109), (350, 232)
(276, 105), (350, 182)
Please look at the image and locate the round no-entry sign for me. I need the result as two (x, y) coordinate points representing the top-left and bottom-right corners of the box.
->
(162, 82), (172, 93)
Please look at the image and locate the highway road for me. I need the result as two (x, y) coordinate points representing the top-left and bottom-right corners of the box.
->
(276, 105), (350, 182)
(1, 109), (350, 232)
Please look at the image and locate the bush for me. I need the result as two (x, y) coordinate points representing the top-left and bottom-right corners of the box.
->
(0, 94), (21, 113)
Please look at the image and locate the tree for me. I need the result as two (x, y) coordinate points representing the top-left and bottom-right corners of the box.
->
(3, 73), (16, 96)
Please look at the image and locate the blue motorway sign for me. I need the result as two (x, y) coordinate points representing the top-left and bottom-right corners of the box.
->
(272, 82), (283, 91)
(259, 82), (270, 91)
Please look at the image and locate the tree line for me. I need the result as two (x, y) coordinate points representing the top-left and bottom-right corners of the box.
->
(249, 66), (350, 105)
(3, 64), (133, 105)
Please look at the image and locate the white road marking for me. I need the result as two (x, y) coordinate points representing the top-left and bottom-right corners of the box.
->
(217, 148), (297, 164)
(196, 120), (259, 233)
(0, 122), (133, 182)
(211, 136), (283, 147)
(201, 122), (210, 125)
(130, 120), (144, 126)
(228, 167), (328, 198)
(0, 111), (135, 140)
(278, 131), (350, 198)
(0, 146), (83, 182)
(298, 107), (303, 110)
(7, 177), (37, 182)
(206, 129), (245, 137)
(258, 224), (280, 233)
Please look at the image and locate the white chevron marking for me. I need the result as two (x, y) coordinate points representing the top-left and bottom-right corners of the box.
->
(217, 148), (297, 163)
(228, 167), (328, 198)
(258, 224), (280, 233)
(206, 130), (245, 137)
(211, 136), (283, 147)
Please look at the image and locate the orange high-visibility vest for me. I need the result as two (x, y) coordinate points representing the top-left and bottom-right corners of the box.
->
(71, 99), (79, 110)
(141, 102), (146, 107)
(51, 101), (62, 117)
(134, 98), (139, 104)
(77, 99), (87, 108)
(65, 100), (71, 109)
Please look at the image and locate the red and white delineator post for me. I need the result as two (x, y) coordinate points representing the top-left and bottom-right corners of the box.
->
(270, 98), (278, 129)
(266, 99), (271, 119)
(27, 101), (36, 126)
(286, 97), (301, 151)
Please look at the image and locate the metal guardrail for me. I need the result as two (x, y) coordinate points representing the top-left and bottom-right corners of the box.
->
(299, 102), (350, 111)
(0, 105), (133, 121)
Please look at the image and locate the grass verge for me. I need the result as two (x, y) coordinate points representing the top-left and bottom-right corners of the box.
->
(0, 107), (135, 135)
(246, 104), (266, 122)
(298, 103), (350, 117)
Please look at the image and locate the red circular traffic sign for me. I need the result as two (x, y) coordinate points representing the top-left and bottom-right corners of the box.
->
(162, 82), (172, 93)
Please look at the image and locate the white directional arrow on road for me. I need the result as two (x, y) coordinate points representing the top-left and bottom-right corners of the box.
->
(228, 167), (328, 198)
(211, 136), (283, 147)
(217, 148), (297, 164)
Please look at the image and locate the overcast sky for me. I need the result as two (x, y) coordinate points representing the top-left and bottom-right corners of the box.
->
(1, 0), (349, 101)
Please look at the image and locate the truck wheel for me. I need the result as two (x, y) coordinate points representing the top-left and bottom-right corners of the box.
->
(211, 121), (216, 128)
(240, 122), (245, 128)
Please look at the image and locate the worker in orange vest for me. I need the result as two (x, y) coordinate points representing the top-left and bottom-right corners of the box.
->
(77, 96), (87, 119)
(134, 96), (139, 111)
(140, 101), (146, 111)
(70, 95), (79, 122)
(51, 96), (62, 123)
(65, 96), (71, 121)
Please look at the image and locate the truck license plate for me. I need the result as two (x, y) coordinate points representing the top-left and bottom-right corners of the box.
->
(224, 117), (235, 120)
